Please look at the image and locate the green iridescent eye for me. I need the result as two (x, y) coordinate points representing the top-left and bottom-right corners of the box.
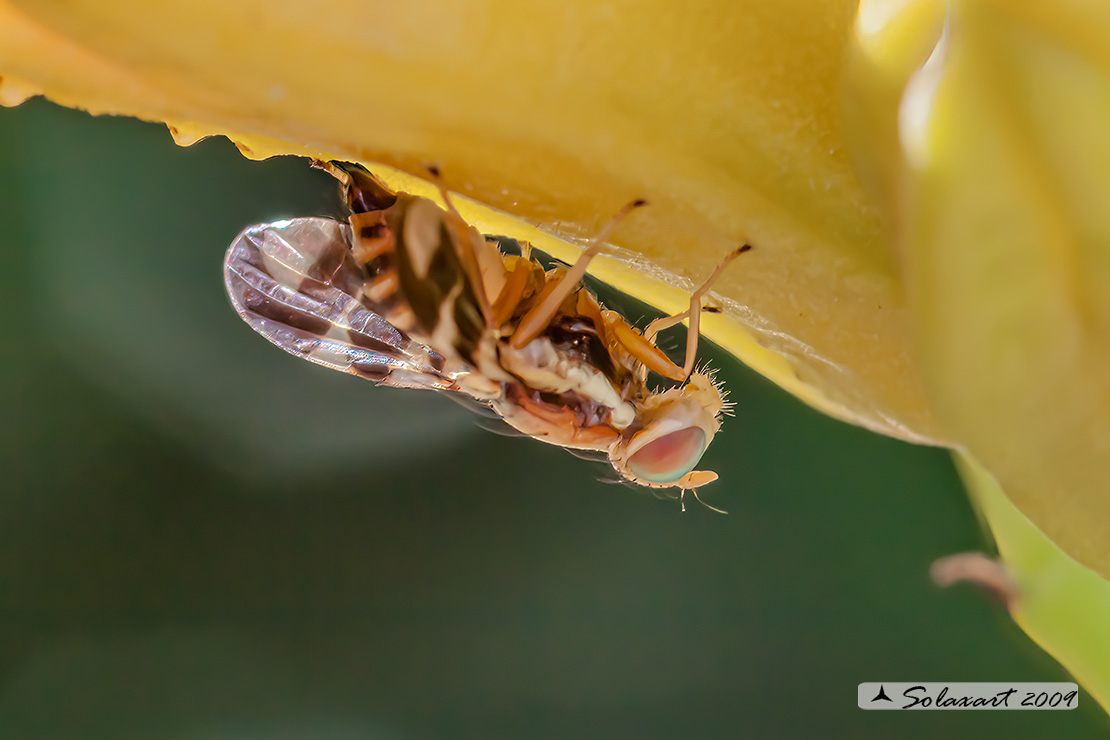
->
(627, 427), (707, 484)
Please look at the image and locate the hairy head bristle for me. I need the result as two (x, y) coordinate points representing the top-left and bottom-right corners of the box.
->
(703, 366), (728, 396)
(694, 360), (719, 380)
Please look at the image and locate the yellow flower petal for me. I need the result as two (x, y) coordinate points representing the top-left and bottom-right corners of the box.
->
(850, 0), (1110, 713)
(0, 0), (942, 443)
(853, 0), (1110, 578)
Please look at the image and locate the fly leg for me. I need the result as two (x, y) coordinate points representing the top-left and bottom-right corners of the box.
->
(490, 257), (535, 328)
(637, 244), (751, 382)
(509, 199), (647, 348)
(424, 166), (544, 331)
(422, 165), (500, 324)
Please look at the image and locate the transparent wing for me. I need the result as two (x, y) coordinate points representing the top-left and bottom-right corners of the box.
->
(224, 217), (462, 392)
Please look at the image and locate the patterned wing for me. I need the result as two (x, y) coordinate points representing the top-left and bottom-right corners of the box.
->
(224, 217), (460, 391)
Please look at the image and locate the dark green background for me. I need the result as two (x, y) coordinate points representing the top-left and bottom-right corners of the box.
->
(0, 99), (1102, 739)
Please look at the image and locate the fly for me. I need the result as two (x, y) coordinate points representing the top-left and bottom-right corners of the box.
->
(224, 161), (749, 510)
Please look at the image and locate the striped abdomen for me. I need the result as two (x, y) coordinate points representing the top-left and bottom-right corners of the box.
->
(338, 165), (490, 371)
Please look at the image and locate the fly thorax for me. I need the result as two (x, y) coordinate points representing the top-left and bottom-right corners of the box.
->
(499, 338), (635, 429)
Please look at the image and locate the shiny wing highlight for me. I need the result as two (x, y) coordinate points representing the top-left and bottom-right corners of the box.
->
(224, 217), (460, 391)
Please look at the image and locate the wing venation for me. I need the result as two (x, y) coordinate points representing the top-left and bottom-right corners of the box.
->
(224, 218), (460, 391)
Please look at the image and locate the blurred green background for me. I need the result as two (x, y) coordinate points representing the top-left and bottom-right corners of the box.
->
(0, 99), (1102, 739)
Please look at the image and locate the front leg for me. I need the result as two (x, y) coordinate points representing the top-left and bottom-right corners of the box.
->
(633, 245), (752, 381)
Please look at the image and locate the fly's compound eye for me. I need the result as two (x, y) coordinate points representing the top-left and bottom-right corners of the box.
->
(626, 426), (708, 484)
